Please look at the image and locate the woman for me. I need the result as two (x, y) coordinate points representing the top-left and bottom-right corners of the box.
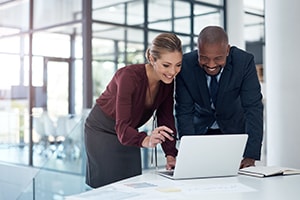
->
(84, 33), (182, 188)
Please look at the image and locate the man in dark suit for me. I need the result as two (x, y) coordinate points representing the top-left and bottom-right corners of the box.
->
(175, 26), (263, 168)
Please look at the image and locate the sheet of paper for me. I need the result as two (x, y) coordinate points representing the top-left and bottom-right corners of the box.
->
(64, 186), (141, 200)
(65, 179), (256, 200)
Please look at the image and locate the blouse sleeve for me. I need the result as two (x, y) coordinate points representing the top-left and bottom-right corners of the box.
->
(114, 70), (147, 147)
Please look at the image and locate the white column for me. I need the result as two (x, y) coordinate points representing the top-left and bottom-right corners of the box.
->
(265, 0), (300, 168)
(226, 0), (245, 49)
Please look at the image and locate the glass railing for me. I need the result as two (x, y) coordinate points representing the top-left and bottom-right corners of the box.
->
(17, 113), (89, 200)
(31, 113), (86, 174)
(15, 112), (167, 199)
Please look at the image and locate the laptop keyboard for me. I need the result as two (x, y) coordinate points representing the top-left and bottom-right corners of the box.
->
(160, 170), (174, 176)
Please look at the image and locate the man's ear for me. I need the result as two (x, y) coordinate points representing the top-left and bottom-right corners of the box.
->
(226, 44), (230, 56)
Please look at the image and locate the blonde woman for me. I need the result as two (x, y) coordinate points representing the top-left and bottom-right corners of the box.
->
(84, 33), (182, 188)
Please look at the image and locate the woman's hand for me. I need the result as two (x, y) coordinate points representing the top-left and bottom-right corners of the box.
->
(142, 125), (175, 148)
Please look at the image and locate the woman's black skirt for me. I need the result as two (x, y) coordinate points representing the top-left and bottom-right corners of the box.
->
(84, 105), (141, 188)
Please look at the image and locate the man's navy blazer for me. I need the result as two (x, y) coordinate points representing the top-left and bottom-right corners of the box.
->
(175, 46), (263, 160)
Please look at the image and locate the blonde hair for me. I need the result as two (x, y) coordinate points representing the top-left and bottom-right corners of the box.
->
(145, 33), (182, 62)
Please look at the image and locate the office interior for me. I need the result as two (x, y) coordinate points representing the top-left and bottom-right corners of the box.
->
(2, 0), (292, 199)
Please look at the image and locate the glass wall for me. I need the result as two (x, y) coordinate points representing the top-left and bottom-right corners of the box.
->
(244, 0), (265, 69)
(0, 0), (84, 170)
(244, 0), (265, 43)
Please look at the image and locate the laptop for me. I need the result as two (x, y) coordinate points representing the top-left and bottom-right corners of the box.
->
(158, 134), (248, 180)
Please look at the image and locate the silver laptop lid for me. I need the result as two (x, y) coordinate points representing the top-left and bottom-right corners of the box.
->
(160, 134), (248, 180)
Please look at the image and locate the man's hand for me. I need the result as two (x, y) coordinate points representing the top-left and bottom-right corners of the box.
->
(240, 157), (255, 169)
(166, 155), (176, 170)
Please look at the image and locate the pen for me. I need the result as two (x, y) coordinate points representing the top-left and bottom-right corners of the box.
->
(168, 132), (178, 140)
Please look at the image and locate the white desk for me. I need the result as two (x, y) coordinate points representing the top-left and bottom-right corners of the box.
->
(65, 170), (300, 200)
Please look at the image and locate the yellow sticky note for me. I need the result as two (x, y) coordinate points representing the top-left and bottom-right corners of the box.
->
(156, 187), (181, 193)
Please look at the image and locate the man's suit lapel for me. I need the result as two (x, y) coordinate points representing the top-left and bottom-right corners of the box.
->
(216, 63), (233, 108)
(193, 66), (211, 108)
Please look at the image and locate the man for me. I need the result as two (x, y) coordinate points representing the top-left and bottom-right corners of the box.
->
(175, 26), (263, 168)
